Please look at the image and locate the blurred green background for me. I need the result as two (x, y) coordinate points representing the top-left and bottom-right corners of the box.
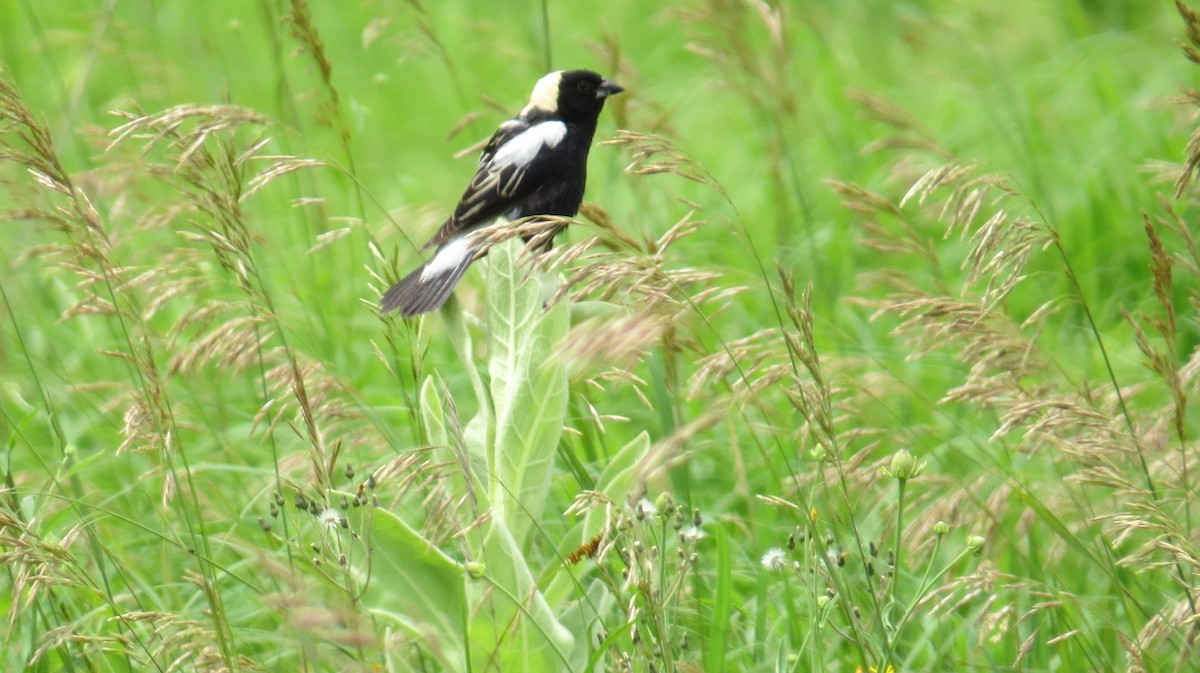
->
(2, 0), (1198, 671)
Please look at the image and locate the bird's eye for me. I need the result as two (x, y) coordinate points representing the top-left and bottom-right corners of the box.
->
(576, 81), (590, 92)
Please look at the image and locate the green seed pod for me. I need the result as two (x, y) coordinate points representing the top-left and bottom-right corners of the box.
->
(465, 561), (487, 580)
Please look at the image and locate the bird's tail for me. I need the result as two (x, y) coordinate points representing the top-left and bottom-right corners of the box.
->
(380, 237), (475, 317)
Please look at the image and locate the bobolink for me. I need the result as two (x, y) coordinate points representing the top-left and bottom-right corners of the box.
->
(380, 69), (624, 317)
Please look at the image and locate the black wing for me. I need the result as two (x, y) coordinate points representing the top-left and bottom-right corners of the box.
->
(425, 118), (569, 248)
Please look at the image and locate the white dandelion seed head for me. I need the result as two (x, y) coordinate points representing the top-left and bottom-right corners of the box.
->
(761, 547), (788, 572)
(318, 507), (343, 531)
(680, 525), (705, 543)
(637, 498), (657, 519)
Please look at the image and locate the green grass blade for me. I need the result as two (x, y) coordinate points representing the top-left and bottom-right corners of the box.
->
(705, 524), (733, 673)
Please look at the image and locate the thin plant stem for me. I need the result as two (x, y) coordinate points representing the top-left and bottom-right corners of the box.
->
(892, 476), (906, 607)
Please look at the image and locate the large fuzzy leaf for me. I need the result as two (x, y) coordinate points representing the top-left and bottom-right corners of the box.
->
(482, 239), (569, 549)
(441, 294), (492, 467)
(364, 507), (468, 672)
(420, 375), (485, 509)
(471, 521), (575, 671)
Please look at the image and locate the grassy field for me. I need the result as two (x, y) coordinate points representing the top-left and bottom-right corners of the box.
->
(3, 0), (1199, 671)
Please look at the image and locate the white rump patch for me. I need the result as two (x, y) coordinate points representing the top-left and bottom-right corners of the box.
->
(491, 121), (566, 169)
(524, 71), (562, 114)
(421, 237), (472, 281)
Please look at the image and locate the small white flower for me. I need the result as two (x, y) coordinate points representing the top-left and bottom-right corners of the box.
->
(680, 525), (705, 544)
(761, 547), (787, 572)
(318, 508), (343, 532)
(637, 498), (657, 519)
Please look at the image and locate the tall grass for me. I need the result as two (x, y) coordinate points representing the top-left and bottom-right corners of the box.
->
(2, 0), (1198, 671)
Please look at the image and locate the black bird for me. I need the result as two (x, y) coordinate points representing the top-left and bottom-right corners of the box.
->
(381, 69), (624, 317)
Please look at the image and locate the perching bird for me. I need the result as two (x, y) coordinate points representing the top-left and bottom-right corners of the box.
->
(380, 69), (623, 317)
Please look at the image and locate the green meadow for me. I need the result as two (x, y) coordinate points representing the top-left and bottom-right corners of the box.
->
(2, 0), (1199, 671)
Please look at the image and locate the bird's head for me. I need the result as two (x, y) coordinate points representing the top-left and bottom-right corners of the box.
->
(523, 69), (623, 122)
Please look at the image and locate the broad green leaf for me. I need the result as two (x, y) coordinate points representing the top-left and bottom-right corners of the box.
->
(450, 238), (576, 670)
(364, 507), (468, 672)
(471, 521), (575, 671)
(419, 375), (448, 449)
(595, 432), (652, 506)
(420, 375), (487, 505)
(546, 431), (651, 607)
(442, 293), (492, 468)
(583, 431), (651, 550)
(483, 239), (569, 549)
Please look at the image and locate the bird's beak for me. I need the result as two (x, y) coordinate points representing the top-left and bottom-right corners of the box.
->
(597, 79), (624, 98)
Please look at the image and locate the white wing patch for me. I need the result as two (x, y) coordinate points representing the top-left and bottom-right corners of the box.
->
(491, 121), (567, 169)
(421, 236), (473, 281)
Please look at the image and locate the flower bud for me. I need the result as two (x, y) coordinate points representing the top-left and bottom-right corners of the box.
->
(891, 449), (915, 477)
(653, 491), (674, 514)
(966, 535), (986, 556)
(934, 521), (950, 537)
(465, 561), (486, 580)
(883, 448), (924, 480)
